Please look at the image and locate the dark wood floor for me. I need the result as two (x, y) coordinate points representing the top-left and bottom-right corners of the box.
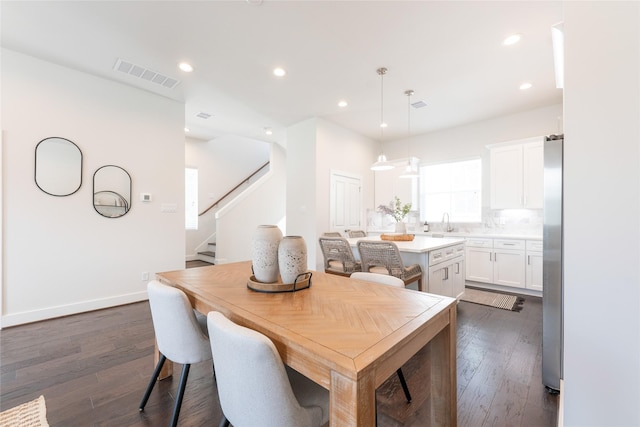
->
(1, 273), (557, 426)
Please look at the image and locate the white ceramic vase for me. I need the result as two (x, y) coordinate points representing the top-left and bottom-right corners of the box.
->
(251, 225), (283, 283)
(278, 236), (307, 285)
(394, 221), (407, 234)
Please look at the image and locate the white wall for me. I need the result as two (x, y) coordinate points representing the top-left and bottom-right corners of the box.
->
(563, 3), (640, 425)
(214, 142), (287, 264)
(287, 117), (377, 271)
(185, 135), (269, 257)
(286, 118), (319, 268)
(1, 49), (185, 327)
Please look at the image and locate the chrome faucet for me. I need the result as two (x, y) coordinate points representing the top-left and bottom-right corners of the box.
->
(442, 212), (453, 232)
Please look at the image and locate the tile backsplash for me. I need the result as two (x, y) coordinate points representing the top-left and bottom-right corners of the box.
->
(431, 208), (543, 236)
(367, 208), (543, 237)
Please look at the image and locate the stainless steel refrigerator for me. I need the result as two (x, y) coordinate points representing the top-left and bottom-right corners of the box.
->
(542, 134), (563, 393)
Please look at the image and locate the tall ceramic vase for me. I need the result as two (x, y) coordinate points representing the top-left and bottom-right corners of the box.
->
(251, 225), (283, 283)
(278, 236), (307, 285)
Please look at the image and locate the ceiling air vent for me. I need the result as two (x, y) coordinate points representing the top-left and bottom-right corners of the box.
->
(411, 100), (428, 109)
(113, 58), (180, 89)
(196, 112), (212, 119)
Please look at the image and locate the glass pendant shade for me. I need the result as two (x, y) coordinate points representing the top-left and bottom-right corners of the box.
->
(371, 153), (394, 171)
(399, 160), (420, 178)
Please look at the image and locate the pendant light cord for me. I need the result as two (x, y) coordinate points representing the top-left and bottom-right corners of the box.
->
(378, 67), (387, 153)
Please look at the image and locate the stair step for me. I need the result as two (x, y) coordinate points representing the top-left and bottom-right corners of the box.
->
(198, 251), (216, 257)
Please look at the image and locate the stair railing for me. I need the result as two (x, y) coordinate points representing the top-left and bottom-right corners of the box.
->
(199, 161), (270, 216)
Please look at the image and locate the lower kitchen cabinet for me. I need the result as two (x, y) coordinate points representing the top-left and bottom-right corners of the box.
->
(465, 246), (493, 282)
(525, 240), (543, 291)
(465, 238), (530, 290)
(493, 249), (525, 288)
(429, 256), (465, 300)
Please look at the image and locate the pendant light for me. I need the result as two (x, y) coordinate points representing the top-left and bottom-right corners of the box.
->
(399, 89), (420, 178)
(370, 67), (394, 171)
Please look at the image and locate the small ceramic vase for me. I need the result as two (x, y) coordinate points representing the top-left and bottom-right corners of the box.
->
(278, 236), (307, 285)
(394, 222), (407, 234)
(251, 225), (283, 283)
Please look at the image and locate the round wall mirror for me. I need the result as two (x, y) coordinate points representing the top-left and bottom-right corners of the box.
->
(35, 137), (83, 196)
(93, 165), (132, 218)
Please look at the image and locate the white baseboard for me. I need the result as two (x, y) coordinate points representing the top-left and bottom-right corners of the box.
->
(0, 291), (148, 329)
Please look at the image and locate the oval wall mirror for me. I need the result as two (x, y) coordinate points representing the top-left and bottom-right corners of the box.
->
(93, 165), (132, 218)
(35, 137), (83, 196)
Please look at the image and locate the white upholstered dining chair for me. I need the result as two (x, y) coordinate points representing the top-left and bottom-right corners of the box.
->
(207, 311), (329, 427)
(139, 280), (213, 427)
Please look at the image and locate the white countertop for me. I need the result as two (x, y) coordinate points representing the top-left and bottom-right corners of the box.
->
(366, 229), (542, 241)
(419, 231), (542, 240)
(347, 235), (466, 253)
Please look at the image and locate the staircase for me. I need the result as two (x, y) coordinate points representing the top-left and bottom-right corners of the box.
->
(197, 242), (216, 264)
(191, 161), (271, 266)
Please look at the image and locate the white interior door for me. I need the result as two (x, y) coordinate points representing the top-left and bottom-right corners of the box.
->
(330, 171), (361, 233)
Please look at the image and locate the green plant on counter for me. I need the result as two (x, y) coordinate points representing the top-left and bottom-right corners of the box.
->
(377, 196), (412, 222)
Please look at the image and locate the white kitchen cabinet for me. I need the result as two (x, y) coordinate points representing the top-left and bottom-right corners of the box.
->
(526, 240), (543, 291)
(428, 256), (465, 300)
(452, 258), (466, 299)
(522, 142), (544, 208)
(493, 249), (526, 288)
(490, 137), (544, 209)
(428, 243), (465, 299)
(465, 246), (493, 283)
(465, 238), (526, 289)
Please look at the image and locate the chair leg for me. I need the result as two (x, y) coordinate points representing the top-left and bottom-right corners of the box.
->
(139, 354), (167, 411)
(170, 364), (191, 427)
(396, 368), (412, 403)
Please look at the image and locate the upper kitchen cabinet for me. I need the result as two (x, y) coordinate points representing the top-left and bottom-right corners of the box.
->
(489, 136), (544, 209)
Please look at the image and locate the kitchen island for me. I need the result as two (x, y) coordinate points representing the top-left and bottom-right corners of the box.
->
(347, 235), (466, 299)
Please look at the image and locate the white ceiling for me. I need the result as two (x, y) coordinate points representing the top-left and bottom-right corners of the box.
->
(1, 1), (563, 144)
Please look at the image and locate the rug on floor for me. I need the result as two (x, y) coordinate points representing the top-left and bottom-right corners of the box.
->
(460, 288), (525, 311)
(0, 395), (49, 427)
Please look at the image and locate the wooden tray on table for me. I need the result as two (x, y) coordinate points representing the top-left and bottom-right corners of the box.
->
(380, 233), (415, 241)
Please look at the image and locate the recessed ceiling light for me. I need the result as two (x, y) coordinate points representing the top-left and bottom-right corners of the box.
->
(178, 62), (194, 72)
(380, 122), (388, 128)
(503, 34), (522, 46)
(264, 127), (273, 135)
(338, 100), (348, 108)
(519, 82), (533, 90)
(273, 67), (286, 77)
(184, 127), (190, 132)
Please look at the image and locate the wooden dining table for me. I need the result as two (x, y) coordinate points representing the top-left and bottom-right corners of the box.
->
(156, 260), (457, 426)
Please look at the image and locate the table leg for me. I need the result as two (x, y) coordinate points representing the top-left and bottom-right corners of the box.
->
(429, 306), (457, 426)
(330, 370), (376, 426)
